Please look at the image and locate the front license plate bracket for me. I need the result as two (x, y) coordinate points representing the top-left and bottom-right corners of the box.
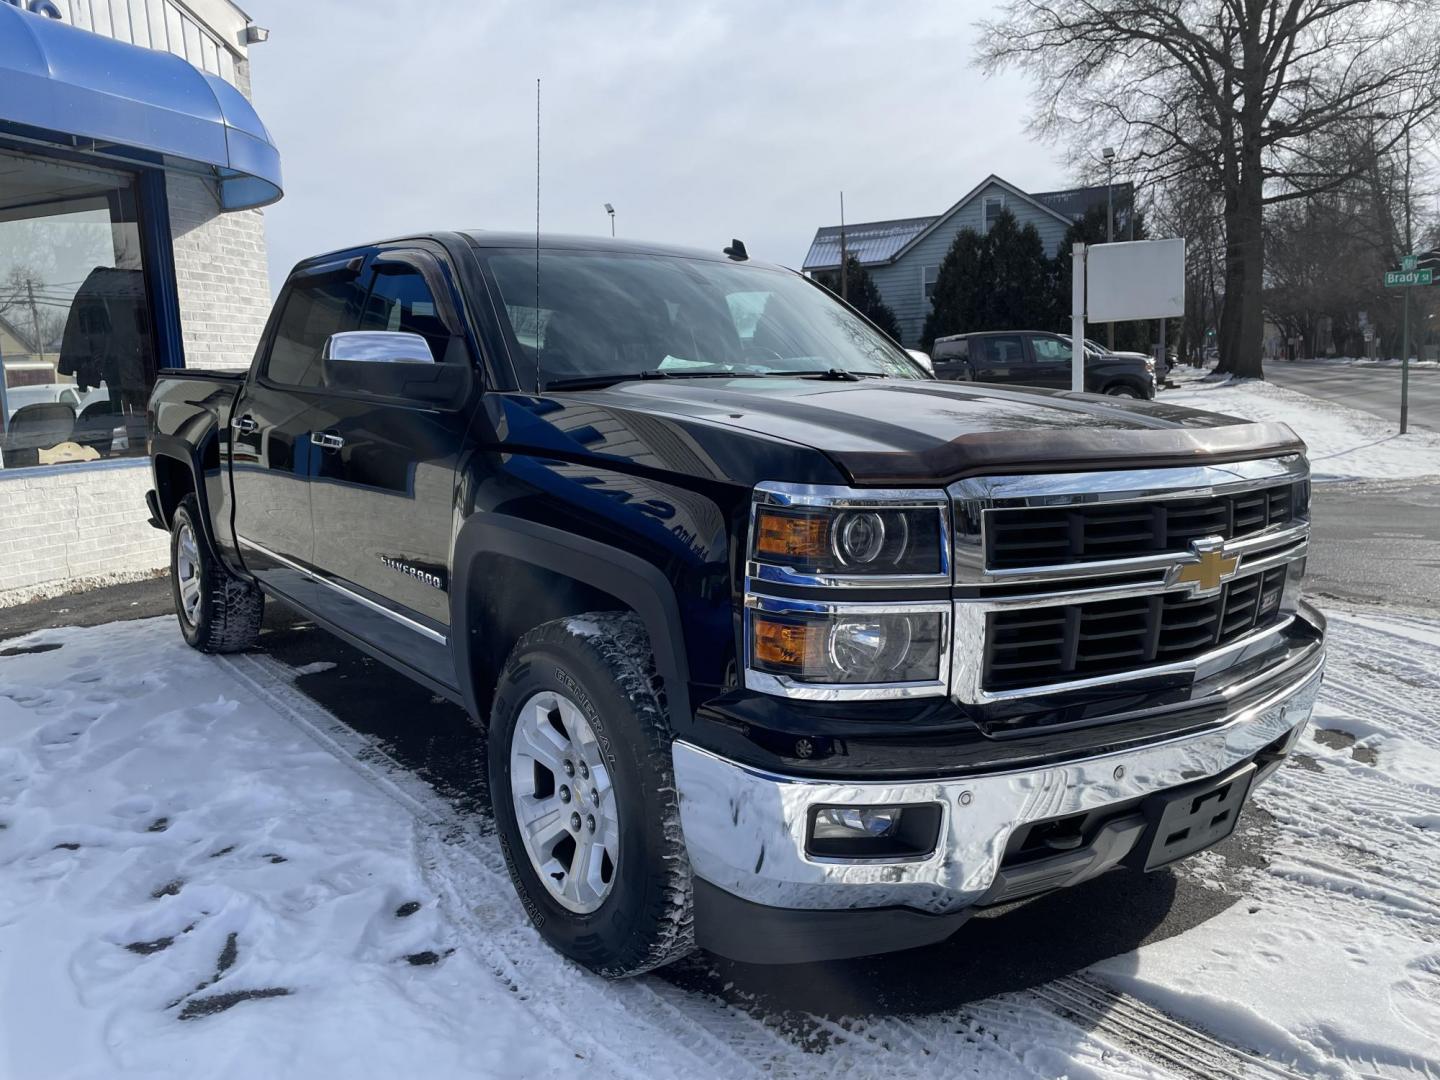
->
(1140, 761), (1257, 871)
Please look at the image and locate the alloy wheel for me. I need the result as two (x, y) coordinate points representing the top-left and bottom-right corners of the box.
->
(176, 522), (202, 627)
(509, 689), (621, 913)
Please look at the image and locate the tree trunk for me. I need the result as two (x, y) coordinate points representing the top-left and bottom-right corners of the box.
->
(1224, 144), (1267, 379)
(1217, 197), (1244, 375)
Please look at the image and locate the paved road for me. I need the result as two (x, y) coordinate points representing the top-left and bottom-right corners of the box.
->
(1306, 478), (1440, 610)
(1264, 360), (1440, 431)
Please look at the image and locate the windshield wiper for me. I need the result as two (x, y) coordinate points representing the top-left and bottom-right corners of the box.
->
(542, 369), (767, 392)
(765, 369), (890, 381)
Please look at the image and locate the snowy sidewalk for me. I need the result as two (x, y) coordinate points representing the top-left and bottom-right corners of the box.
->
(3, 612), (1439, 1078)
(1160, 372), (1440, 483)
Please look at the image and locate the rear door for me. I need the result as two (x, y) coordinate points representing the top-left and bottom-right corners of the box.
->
(305, 244), (478, 687)
(972, 333), (1026, 382)
(231, 259), (368, 600)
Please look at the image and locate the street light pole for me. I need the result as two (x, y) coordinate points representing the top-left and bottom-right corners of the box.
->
(604, 202), (615, 237)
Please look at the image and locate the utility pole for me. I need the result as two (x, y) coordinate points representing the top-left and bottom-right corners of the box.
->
(25, 279), (44, 364)
(839, 191), (848, 302)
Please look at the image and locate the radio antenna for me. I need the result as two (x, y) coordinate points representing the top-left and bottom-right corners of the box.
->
(535, 76), (541, 385)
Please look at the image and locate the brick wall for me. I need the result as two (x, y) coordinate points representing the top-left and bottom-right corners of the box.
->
(166, 171), (272, 372)
(0, 461), (168, 611)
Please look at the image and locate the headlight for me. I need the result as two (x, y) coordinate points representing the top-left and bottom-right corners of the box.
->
(752, 504), (945, 576)
(749, 607), (945, 685)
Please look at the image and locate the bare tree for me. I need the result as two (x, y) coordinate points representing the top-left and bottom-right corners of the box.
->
(977, 0), (1440, 377)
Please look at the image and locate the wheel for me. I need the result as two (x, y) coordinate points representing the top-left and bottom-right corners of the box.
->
(959, 363), (977, 382)
(489, 613), (695, 977)
(1104, 384), (1143, 398)
(169, 494), (263, 653)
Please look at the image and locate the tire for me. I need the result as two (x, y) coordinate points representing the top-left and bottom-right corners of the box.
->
(959, 363), (977, 382)
(169, 494), (263, 653)
(1104, 383), (1143, 398)
(489, 613), (695, 978)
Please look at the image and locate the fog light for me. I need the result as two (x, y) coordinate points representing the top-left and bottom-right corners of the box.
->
(813, 805), (901, 840)
(805, 802), (944, 860)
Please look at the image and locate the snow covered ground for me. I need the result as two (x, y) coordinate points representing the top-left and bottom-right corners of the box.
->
(2, 610), (1438, 1079)
(1162, 371), (1440, 483)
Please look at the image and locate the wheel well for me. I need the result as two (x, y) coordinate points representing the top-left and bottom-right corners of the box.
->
(152, 454), (195, 527)
(466, 555), (631, 724)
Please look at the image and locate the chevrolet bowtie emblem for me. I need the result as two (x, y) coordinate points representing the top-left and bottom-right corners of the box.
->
(1173, 539), (1240, 594)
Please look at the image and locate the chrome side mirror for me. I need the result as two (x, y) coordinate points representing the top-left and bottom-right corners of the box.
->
(906, 349), (935, 376)
(322, 330), (436, 364)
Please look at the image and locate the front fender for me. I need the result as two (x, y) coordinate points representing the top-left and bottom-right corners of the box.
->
(450, 515), (694, 732)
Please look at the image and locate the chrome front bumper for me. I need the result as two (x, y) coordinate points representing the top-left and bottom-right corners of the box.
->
(674, 656), (1322, 915)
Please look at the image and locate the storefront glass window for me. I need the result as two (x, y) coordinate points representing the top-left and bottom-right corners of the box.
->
(0, 149), (157, 470)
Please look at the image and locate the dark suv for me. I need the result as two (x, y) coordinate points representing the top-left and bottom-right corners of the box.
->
(932, 331), (1156, 398)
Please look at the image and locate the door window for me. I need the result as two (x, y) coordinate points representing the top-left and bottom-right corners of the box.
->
(978, 335), (1025, 365)
(1030, 336), (1070, 362)
(265, 271), (367, 387)
(358, 264), (453, 363)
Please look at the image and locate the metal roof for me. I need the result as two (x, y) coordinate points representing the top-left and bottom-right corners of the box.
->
(801, 179), (1147, 272)
(801, 216), (936, 271)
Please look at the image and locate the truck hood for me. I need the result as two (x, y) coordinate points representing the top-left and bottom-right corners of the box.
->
(562, 378), (1305, 486)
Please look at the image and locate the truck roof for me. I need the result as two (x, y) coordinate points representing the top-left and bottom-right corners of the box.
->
(292, 231), (790, 274)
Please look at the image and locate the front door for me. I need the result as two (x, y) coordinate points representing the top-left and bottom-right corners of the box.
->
(231, 259), (369, 601)
(306, 246), (478, 688)
(1025, 334), (1074, 389)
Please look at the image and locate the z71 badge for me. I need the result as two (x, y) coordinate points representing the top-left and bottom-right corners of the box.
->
(379, 555), (446, 591)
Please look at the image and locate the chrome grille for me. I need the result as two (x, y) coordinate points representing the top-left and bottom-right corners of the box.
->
(983, 566), (1288, 691)
(984, 481), (1308, 570)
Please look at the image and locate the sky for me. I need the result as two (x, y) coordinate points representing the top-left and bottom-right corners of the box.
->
(240, 0), (1067, 294)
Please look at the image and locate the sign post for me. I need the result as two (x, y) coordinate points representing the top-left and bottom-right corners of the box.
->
(1384, 254), (1438, 434)
(1071, 243), (1086, 392)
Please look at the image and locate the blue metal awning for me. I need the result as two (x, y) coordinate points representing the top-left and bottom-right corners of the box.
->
(0, 5), (282, 209)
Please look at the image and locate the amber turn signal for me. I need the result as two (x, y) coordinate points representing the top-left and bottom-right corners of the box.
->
(751, 615), (817, 671)
(755, 509), (829, 560)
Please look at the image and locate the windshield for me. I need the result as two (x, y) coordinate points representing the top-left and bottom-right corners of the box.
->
(483, 249), (923, 385)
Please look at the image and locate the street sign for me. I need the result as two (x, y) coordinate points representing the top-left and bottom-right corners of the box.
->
(1402, 254), (1418, 271)
(1385, 268), (1433, 287)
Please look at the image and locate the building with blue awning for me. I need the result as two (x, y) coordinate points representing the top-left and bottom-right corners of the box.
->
(0, 0), (281, 604)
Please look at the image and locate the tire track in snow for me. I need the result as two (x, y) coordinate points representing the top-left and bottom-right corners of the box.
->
(218, 652), (819, 1080)
(1026, 975), (1314, 1080)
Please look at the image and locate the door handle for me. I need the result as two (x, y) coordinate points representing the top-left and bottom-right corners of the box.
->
(233, 414), (258, 435)
(313, 432), (345, 451)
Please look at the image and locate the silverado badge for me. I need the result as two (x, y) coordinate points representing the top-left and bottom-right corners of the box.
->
(379, 555), (447, 592)
(1171, 537), (1240, 596)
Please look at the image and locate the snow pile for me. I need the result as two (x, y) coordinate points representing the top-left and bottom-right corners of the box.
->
(1165, 373), (1440, 482)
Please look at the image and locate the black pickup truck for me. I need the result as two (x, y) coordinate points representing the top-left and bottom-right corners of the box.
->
(147, 232), (1325, 977)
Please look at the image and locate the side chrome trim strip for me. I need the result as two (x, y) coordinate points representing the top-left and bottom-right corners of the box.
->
(236, 534), (448, 646)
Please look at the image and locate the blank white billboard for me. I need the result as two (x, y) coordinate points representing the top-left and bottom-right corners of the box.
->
(1086, 238), (1185, 322)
